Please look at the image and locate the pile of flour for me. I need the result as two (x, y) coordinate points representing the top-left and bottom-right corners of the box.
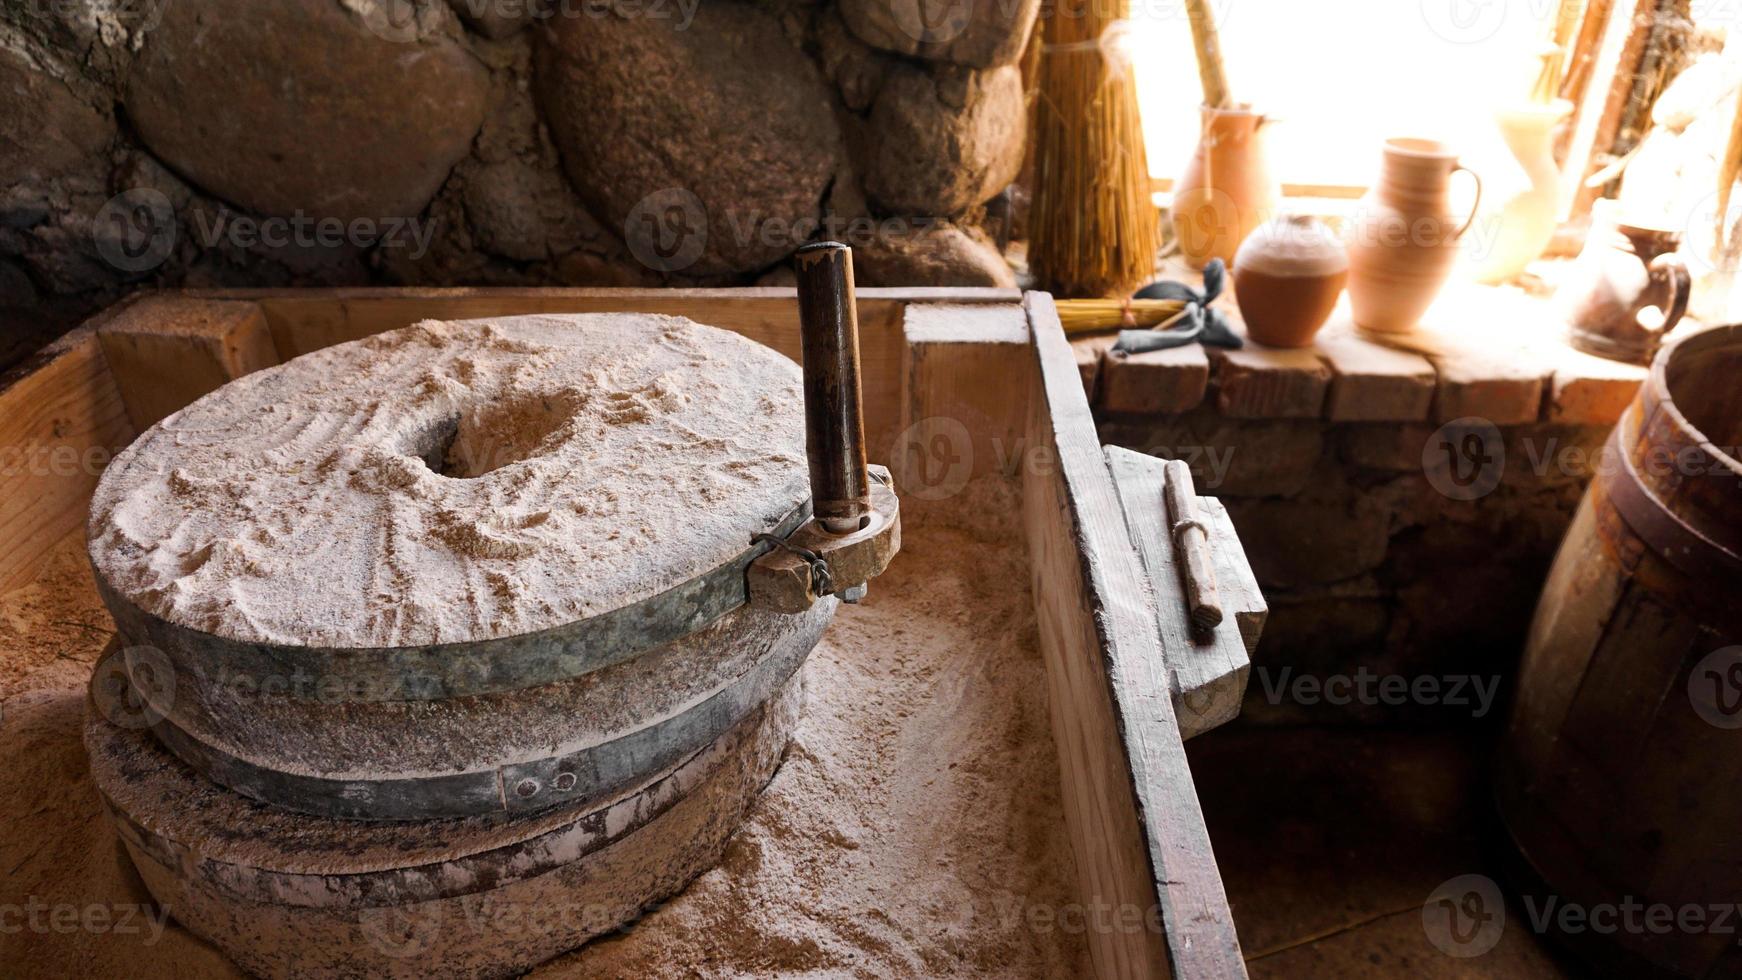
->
(86, 314), (809, 648)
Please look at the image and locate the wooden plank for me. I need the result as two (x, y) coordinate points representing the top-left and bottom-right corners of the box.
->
(1314, 316), (1437, 422)
(1565, 0), (1647, 216)
(1202, 496), (1267, 658)
(898, 303), (1033, 493)
(96, 296), (280, 430)
(0, 323), (135, 593)
(1098, 345), (1210, 416)
(1106, 447), (1264, 740)
(1023, 291), (1245, 980)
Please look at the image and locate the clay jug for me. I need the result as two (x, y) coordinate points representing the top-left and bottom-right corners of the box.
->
(1346, 138), (1482, 334)
(1558, 201), (1692, 365)
(1171, 104), (1279, 269)
(1233, 215), (1349, 348)
(1472, 100), (1572, 283)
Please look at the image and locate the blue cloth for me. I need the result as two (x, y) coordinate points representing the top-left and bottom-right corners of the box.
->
(1112, 259), (1243, 354)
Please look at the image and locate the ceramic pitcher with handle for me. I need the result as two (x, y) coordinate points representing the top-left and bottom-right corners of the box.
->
(1559, 201), (1692, 365)
(1346, 138), (1482, 334)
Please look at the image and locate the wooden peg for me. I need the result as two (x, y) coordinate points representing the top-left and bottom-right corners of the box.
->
(1162, 459), (1223, 631)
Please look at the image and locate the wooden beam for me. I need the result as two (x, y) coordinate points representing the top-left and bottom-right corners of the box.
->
(897, 303), (1033, 494)
(1023, 291), (1246, 980)
(96, 295), (280, 430)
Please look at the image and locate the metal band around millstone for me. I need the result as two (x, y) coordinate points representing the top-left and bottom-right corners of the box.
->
(141, 604), (825, 821)
(97, 500), (811, 704)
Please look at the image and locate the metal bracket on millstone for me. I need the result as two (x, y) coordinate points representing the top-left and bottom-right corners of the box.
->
(748, 464), (900, 613)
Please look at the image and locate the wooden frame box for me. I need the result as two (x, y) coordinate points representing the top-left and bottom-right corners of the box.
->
(0, 287), (1264, 979)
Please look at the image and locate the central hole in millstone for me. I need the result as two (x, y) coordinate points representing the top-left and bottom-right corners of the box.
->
(407, 394), (577, 479)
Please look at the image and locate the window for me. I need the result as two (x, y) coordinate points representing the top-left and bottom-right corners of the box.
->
(1131, 1), (1580, 192)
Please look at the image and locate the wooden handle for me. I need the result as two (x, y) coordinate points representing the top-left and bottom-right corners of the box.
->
(794, 242), (871, 534)
(1163, 459), (1223, 631)
(1184, 0), (1232, 110)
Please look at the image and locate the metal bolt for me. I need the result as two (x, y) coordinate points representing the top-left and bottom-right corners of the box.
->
(840, 582), (868, 604)
(553, 772), (577, 792)
(514, 778), (540, 798)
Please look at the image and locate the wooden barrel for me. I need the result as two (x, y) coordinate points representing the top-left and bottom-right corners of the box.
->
(1497, 322), (1742, 979)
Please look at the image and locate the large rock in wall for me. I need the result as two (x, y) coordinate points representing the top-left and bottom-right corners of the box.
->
(0, 0), (1022, 371)
(536, 1), (844, 278)
(839, 0), (1039, 68)
(863, 62), (1024, 216)
(0, 37), (113, 183)
(123, 0), (489, 222)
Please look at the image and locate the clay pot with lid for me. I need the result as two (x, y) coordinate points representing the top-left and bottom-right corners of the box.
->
(1346, 138), (1482, 334)
(1232, 215), (1349, 347)
(1171, 104), (1281, 268)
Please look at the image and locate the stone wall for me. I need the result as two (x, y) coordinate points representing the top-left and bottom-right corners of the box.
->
(1076, 285), (1649, 727)
(0, 0), (1034, 370)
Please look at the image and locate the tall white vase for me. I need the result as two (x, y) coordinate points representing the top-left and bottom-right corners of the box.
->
(1471, 99), (1572, 284)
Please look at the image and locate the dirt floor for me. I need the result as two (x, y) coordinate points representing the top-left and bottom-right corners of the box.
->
(0, 487), (1091, 979)
(1189, 725), (1590, 979)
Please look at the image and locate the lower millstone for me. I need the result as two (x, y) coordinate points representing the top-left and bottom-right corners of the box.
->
(102, 599), (833, 820)
(87, 671), (804, 979)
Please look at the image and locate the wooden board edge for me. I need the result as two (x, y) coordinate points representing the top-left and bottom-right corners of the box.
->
(896, 303), (1034, 494)
(1104, 446), (1256, 742)
(0, 307), (138, 593)
(1022, 291), (1246, 980)
(95, 294), (281, 430)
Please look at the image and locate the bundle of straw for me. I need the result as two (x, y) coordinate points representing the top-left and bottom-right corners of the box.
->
(1028, 0), (1160, 299)
(1055, 298), (1188, 335)
(1531, 0), (1588, 103)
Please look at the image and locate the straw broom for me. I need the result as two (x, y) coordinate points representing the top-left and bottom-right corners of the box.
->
(1028, 0), (1161, 298)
